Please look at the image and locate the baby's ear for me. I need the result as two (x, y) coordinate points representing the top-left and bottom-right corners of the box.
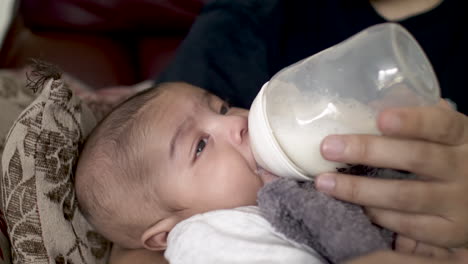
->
(142, 232), (168, 251)
(141, 217), (179, 251)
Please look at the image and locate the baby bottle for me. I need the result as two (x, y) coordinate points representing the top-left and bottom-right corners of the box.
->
(249, 23), (441, 181)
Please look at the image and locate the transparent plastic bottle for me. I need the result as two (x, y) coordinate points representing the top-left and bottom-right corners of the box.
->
(249, 23), (441, 180)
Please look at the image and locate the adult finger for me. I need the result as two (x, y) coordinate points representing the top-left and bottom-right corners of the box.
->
(395, 235), (451, 258)
(438, 99), (456, 110)
(414, 242), (452, 259)
(378, 105), (468, 145)
(315, 173), (449, 214)
(320, 134), (458, 180)
(395, 235), (417, 254)
(345, 250), (462, 264)
(366, 207), (460, 247)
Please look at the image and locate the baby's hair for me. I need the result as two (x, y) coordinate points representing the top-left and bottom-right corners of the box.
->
(75, 83), (169, 248)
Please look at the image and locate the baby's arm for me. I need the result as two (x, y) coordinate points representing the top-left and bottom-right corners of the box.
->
(109, 245), (168, 264)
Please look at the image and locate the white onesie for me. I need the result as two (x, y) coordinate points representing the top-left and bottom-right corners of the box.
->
(165, 206), (325, 264)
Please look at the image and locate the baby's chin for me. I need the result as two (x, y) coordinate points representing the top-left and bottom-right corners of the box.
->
(255, 165), (279, 185)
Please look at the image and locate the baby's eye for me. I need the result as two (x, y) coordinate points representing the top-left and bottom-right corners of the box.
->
(219, 103), (230, 115)
(195, 138), (208, 158)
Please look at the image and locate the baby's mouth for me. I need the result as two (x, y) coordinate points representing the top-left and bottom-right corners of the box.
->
(255, 165), (279, 185)
(247, 132), (279, 184)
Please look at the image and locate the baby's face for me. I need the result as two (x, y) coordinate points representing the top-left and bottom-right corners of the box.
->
(144, 83), (269, 219)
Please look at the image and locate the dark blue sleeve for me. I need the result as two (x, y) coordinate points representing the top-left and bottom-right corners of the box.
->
(155, 0), (384, 108)
(157, 0), (467, 114)
(156, 0), (283, 108)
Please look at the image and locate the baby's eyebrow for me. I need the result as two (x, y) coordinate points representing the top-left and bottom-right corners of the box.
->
(169, 116), (194, 160)
(201, 90), (211, 106)
(169, 90), (210, 160)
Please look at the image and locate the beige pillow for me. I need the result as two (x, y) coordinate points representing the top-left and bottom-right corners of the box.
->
(0, 215), (9, 264)
(0, 69), (36, 179)
(0, 69), (36, 264)
(1, 71), (110, 263)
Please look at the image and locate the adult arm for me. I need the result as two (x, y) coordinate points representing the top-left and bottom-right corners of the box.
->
(156, 0), (278, 108)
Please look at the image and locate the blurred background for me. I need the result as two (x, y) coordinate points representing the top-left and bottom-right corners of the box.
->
(0, 0), (210, 89)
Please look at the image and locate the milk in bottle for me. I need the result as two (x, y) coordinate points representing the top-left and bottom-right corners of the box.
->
(248, 23), (440, 181)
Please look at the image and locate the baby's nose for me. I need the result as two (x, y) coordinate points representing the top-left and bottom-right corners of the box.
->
(226, 115), (248, 145)
(235, 126), (248, 145)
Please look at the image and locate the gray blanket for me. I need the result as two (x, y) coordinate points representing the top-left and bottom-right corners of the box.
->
(257, 166), (411, 263)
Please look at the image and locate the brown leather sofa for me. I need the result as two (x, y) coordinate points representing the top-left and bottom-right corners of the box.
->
(0, 0), (209, 88)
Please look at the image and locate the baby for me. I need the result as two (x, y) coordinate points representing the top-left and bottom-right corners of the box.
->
(75, 82), (321, 263)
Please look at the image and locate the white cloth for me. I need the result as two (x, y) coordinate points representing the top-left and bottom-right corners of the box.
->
(165, 206), (325, 264)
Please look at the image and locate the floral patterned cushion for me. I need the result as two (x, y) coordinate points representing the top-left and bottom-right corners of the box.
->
(0, 212), (10, 264)
(0, 67), (111, 264)
(0, 68), (35, 264)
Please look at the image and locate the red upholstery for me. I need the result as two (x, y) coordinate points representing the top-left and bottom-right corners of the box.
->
(0, 0), (207, 88)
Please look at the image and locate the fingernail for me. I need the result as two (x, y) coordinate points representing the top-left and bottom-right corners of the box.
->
(382, 113), (401, 133)
(443, 98), (457, 110)
(322, 136), (345, 160)
(316, 174), (336, 192)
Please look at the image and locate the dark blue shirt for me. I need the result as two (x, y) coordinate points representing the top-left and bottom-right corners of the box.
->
(157, 0), (467, 114)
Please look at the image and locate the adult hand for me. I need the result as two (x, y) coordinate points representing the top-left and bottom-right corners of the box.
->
(315, 101), (468, 248)
(345, 249), (468, 264)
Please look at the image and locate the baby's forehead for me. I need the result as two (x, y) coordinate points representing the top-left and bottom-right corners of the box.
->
(165, 83), (209, 101)
(146, 83), (210, 112)
(139, 82), (209, 143)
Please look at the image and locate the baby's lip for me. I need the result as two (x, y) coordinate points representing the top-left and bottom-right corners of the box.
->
(248, 133), (279, 184)
(255, 164), (279, 185)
